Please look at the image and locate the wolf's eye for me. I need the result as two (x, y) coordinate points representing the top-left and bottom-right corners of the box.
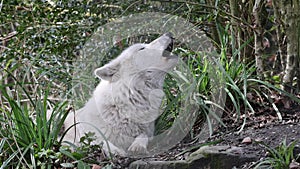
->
(138, 47), (145, 51)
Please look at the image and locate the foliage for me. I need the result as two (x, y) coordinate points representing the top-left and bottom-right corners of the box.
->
(254, 139), (299, 169)
(0, 84), (69, 168)
(0, 0), (198, 167)
(155, 48), (212, 135)
(59, 132), (110, 168)
(1, 0), (300, 168)
(0, 83), (111, 168)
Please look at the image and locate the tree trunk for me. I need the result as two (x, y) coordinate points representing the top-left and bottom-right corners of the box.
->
(206, 0), (220, 48)
(282, 0), (300, 93)
(229, 0), (241, 59)
(272, 0), (285, 73)
(252, 0), (265, 79)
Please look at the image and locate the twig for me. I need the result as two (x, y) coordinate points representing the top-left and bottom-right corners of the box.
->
(0, 0), (3, 13)
(152, 0), (253, 29)
(0, 31), (18, 41)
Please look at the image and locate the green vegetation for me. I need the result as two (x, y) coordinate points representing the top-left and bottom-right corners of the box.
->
(1, 0), (299, 168)
(0, 85), (111, 168)
(254, 139), (299, 169)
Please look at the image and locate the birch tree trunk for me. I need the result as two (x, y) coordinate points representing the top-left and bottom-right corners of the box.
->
(281, 0), (300, 93)
(252, 0), (265, 79)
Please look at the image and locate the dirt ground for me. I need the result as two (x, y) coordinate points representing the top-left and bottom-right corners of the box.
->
(112, 105), (300, 168)
(213, 122), (300, 168)
(211, 104), (299, 147)
(211, 105), (300, 168)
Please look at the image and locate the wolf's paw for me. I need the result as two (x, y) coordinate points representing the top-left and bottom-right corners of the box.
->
(127, 142), (149, 155)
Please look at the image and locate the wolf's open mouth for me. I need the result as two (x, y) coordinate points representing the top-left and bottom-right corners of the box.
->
(163, 38), (174, 58)
(164, 32), (174, 53)
(163, 40), (174, 58)
(165, 41), (173, 52)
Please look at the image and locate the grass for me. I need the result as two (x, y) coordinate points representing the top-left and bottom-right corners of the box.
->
(1, 0), (299, 168)
(142, 23), (300, 146)
(155, 48), (226, 138)
(0, 69), (108, 168)
(254, 139), (299, 169)
(0, 83), (112, 168)
(1, 13), (300, 168)
(0, 82), (69, 168)
(1, 31), (300, 167)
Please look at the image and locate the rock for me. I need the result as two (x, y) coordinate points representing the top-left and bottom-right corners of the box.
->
(186, 145), (257, 169)
(129, 146), (258, 169)
(242, 137), (252, 144)
(290, 161), (300, 169)
(92, 164), (102, 169)
(129, 160), (188, 169)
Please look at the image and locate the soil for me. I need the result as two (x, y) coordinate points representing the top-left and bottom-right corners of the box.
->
(111, 105), (300, 169)
(211, 105), (300, 151)
(212, 122), (300, 168)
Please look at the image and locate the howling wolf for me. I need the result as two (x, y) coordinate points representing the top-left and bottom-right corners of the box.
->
(63, 33), (178, 156)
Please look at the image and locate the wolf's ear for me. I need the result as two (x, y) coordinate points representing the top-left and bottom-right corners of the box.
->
(94, 63), (120, 82)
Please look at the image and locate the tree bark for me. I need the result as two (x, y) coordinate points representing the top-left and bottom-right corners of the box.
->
(229, 0), (240, 58)
(206, 0), (220, 48)
(282, 0), (300, 93)
(272, 0), (285, 72)
(252, 0), (265, 79)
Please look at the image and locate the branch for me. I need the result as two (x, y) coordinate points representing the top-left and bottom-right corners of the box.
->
(152, 0), (253, 28)
(0, 31), (18, 41)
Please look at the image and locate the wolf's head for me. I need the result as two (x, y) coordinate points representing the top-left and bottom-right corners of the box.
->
(95, 33), (178, 84)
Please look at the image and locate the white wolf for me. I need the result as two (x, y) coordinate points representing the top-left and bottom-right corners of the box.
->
(63, 33), (178, 156)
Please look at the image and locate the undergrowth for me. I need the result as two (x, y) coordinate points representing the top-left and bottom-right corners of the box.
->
(0, 81), (107, 168)
(156, 23), (300, 140)
(2, 30), (299, 168)
(2, 31), (299, 169)
(1, 1), (300, 168)
(254, 139), (299, 169)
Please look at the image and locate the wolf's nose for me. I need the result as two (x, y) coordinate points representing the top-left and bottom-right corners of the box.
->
(164, 32), (174, 39)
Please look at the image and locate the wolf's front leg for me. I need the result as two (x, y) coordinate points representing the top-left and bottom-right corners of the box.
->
(127, 133), (149, 155)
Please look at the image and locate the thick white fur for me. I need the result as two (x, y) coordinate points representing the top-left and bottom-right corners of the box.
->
(63, 33), (178, 156)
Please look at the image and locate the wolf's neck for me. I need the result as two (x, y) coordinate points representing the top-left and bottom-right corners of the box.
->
(111, 76), (164, 108)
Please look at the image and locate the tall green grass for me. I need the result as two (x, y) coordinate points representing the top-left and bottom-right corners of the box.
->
(155, 47), (226, 139)
(0, 78), (111, 168)
(156, 23), (300, 141)
(0, 81), (70, 168)
(2, 34), (298, 167)
(254, 139), (299, 169)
